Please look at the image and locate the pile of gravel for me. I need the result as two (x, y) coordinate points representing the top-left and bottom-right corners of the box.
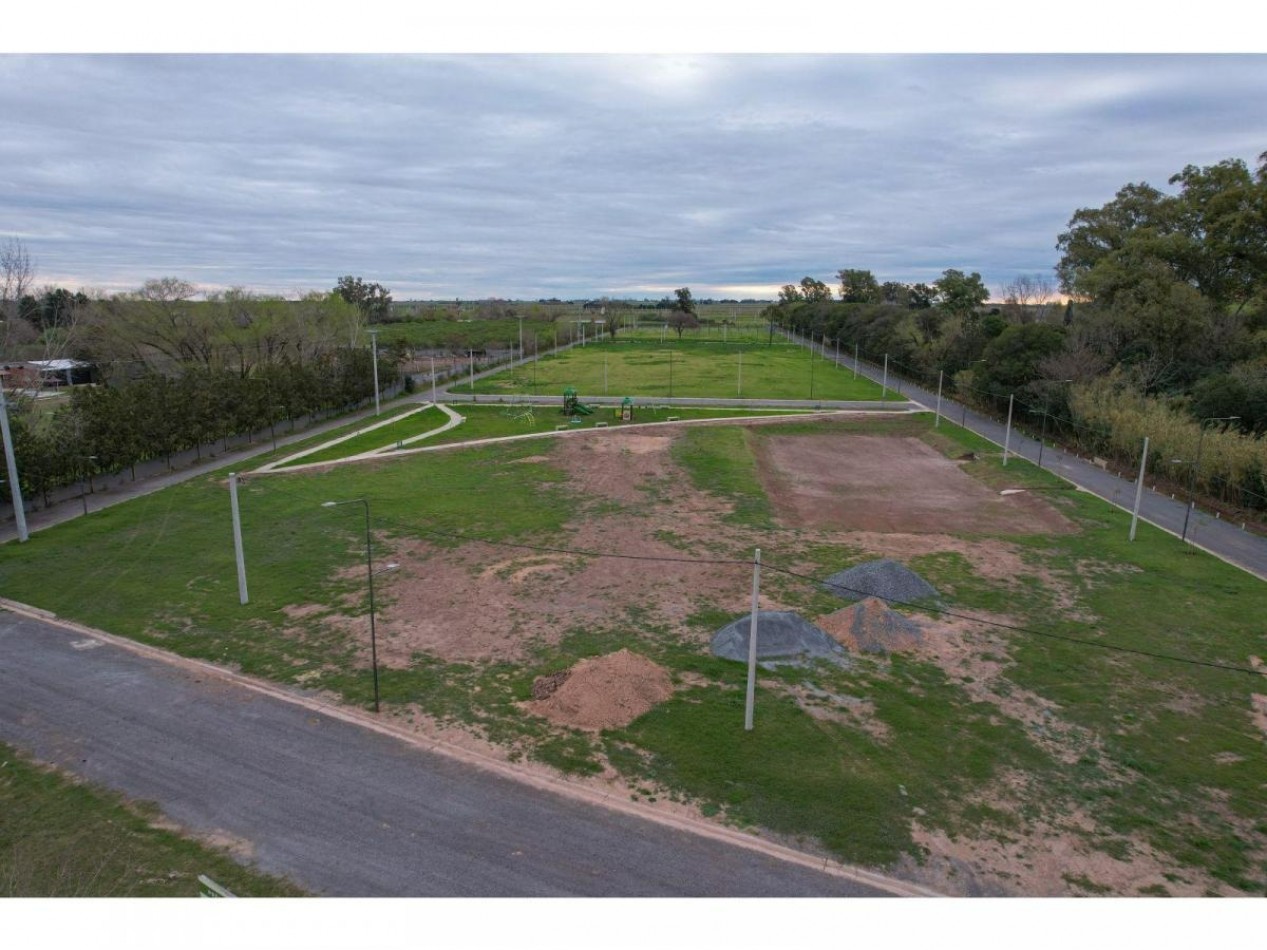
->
(822, 558), (939, 606)
(824, 597), (924, 655)
(711, 610), (849, 669)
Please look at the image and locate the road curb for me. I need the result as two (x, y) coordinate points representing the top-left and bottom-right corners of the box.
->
(0, 597), (940, 898)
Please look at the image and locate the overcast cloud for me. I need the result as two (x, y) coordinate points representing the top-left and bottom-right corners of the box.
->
(2, 54), (1264, 300)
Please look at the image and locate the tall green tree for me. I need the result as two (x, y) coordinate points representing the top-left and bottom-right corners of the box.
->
(334, 276), (393, 323)
(673, 287), (696, 315)
(836, 269), (880, 303)
(934, 269), (989, 318)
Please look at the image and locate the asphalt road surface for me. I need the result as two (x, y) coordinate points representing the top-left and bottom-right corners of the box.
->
(0, 609), (915, 897)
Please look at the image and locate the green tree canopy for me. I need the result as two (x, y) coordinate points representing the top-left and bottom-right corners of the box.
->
(836, 268), (880, 303)
(334, 275), (393, 322)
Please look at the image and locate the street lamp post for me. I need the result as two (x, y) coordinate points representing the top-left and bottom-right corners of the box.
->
(0, 380), (28, 542)
(321, 498), (397, 713)
(1181, 416), (1240, 543)
(79, 455), (98, 516)
(368, 328), (381, 416)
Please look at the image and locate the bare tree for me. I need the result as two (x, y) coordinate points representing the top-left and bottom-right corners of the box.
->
(1, 238), (34, 356)
(1002, 274), (1056, 323)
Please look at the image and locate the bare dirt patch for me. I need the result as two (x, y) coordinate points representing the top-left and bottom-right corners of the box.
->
(551, 433), (676, 504)
(912, 616), (1107, 767)
(523, 649), (674, 731)
(754, 434), (1074, 535)
(906, 809), (1234, 896)
(366, 430), (757, 664)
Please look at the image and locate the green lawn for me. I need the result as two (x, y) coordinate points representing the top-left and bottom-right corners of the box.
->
(278, 404), (452, 466)
(0, 740), (302, 897)
(465, 341), (898, 401)
(3, 411), (1265, 893)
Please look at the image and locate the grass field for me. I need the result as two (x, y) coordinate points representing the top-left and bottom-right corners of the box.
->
(467, 340), (899, 401)
(0, 740), (302, 896)
(2, 404), (1265, 896)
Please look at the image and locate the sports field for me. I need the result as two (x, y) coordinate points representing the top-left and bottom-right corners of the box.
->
(467, 340), (899, 401)
(2, 398), (1265, 896)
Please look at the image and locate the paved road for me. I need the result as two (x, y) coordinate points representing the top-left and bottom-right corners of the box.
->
(785, 330), (1267, 582)
(0, 609), (913, 897)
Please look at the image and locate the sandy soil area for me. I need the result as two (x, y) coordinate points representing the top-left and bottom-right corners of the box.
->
(754, 434), (1075, 535)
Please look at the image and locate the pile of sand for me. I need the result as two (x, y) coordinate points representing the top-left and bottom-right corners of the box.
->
(819, 597), (925, 654)
(524, 649), (674, 731)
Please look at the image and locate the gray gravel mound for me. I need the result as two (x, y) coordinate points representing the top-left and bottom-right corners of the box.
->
(822, 558), (939, 605)
(711, 610), (848, 669)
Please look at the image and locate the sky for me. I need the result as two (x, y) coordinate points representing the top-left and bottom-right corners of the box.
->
(2, 41), (1266, 302)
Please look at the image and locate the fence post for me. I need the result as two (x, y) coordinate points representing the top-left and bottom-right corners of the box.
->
(744, 548), (762, 732)
(934, 370), (943, 428)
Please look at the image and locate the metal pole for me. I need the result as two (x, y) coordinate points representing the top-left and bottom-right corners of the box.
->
(469, 349), (474, 393)
(1129, 436), (1149, 542)
(737, 351), (742, 398)
(934, 370), (943, 428)
(834, 339), (839, 365)
(604, 354), (608, 395)
(1037, 409), (1048, 470)
(79, 456), (97, 516)
(0, 384), (28, 542)
(1002, 394), (1014, 466)
(669, 348), (673, 399)
(229, 473), (249, 605)
(809, 342), (816, 399)
(363, 500), (381, 714)
(368, 328), (380, 416)
(744, 548), (761, 732)
(881, 354), (888, 399)
(853, 343), (859, 380)
(518, 314), (523, 363)
(1182, 429), (1207, 544)
(430, 355), (436, 404)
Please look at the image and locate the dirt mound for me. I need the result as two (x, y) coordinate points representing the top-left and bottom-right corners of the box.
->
(823, 558), (939, 604)
(524, 649), (673, 731)
(819, 597), (925, 654)
(532, 669), (571, 700)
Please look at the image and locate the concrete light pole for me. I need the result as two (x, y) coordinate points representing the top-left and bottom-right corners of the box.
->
(368, 328), (381, 416)
(0, 381), (28, 542)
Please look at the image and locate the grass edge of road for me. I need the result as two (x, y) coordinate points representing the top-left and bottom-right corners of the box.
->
(0, 737), (305, 897)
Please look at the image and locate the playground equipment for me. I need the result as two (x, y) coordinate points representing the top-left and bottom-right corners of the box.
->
(503, 399), (536, 425)
(562, 386), (595, 416)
